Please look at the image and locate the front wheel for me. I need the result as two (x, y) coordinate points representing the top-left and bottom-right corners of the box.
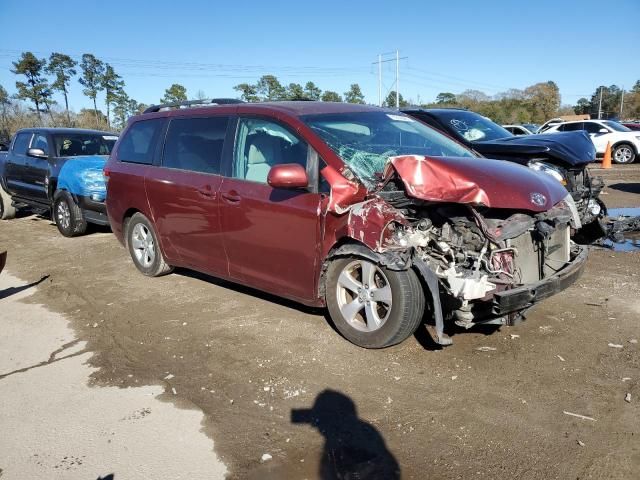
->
(612, 144), (636, 164)
(0, 182), (16, 220)
(126, 212), (173, 277)
(53, 191), (87, 237)
(325, 257), (425, 348)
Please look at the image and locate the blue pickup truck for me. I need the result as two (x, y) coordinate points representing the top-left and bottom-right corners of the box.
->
(0, 128), (118, 236)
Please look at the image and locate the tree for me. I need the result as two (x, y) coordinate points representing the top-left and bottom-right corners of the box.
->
(524, 81), (560, 123)
(383, 91), (408, 108)
(286, 83), (306, 100)
(344, 84), (365, 104)
(233, 83), (259, 102)
(45, 53), (77, 125)
(435, 92), (456, 104)
(102, 64), (124, 128)
(256, 75), (286, 101)
(574, 97), (591, 115)
(113, 91), (139, 130)
(304, 81), (322, 101)
(321, 91), (342, 102)
(161, 83), (187, 104)
(0, 84), (10, 140)
(78, 54), (105, 127)
(11, 52), (51, 123)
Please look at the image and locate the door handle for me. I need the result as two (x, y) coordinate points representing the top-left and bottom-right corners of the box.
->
(197, 186), (216, 198)
(221, 191), (241, 203)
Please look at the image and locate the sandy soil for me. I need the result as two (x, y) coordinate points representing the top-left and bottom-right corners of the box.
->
(0, 164), (638, 479)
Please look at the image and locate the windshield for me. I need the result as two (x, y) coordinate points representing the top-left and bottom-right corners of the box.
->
(302, 111), (476, 187)
(433, 110), (513, 142)
(53, 133), (118, 157)
(603, 121), (631, 132)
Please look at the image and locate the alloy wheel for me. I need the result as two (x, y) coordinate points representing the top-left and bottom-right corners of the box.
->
(335, 259), (393, 332)
(131, 223), (156, 268)
(56, 201), (71, 230)
(614, 146), (633, 163)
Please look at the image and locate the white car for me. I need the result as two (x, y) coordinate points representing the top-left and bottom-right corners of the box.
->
(503, 124), (535, 135)
(544, 120), (640, 164)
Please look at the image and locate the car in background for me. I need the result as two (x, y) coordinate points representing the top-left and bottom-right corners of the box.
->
(106, 100), (587, 349)
(544, 120), (640, 164)
(0, 128), (118, 236)
(503, 124), (535, 135)
(401, 108), (605, 241)
(621, 122), (640, 131)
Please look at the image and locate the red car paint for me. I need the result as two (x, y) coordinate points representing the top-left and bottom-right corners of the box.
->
(106, 102), (571, 308)
(385, 155), (567, 211)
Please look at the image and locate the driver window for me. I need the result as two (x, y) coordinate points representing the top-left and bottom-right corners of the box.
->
(233, 118), (308, 184)
(31, 134), (49, 154)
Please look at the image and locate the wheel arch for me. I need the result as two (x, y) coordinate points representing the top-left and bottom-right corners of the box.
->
(612, 141), (638, 155)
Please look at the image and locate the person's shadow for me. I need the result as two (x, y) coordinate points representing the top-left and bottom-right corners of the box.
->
(292, 389), (400, 480)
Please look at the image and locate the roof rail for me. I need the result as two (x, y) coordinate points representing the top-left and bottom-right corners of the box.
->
(143, 98), (244, 114)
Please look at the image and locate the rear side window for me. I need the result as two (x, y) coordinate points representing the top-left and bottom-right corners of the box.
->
(12, 132), (32, 155)
(162, 116), (229, 174)
(118, 119), (164, 164)
(562, 123), (583, 132)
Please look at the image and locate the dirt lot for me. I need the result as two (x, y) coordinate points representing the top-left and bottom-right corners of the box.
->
(1, 164), (639, 479)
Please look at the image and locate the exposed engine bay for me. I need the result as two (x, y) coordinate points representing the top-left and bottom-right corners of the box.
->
(368, 176), (586, 345)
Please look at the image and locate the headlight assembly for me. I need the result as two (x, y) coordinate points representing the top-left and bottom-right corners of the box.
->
(528, 161), (566, 185)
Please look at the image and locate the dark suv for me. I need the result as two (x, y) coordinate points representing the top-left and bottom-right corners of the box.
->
(106, 100), (586, 349)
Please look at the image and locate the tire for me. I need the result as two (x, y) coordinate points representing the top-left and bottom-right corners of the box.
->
(612, 144), (636, 164)
(126, 212), (173, 277)
(53, 191), (87, 237)
(325, 256), (425, 348)
(0, 182), (16, 220)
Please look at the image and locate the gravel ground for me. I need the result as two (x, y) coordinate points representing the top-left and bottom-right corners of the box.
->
(0, 164), (638, 479)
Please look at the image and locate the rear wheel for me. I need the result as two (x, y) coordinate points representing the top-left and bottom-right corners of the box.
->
(126, 212), (173, 277)
(612, 144), (636, 164)
(326, 257), (425, 348)
(53, 191), (87, 237)
(0, 182), (16, 220)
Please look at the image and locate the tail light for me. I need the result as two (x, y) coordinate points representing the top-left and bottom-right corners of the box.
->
(103, 167), (110, 183)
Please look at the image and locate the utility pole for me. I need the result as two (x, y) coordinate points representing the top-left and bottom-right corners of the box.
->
(373, 51), (408, 108)
(396, 50), (400, 110)
(598, 86), (603, 119)
(620, 87), (625, 119)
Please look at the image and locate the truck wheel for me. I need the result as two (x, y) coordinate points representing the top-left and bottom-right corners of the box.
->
(0, 183), (16, 220)
(325, 257), (425, 348)
(612, 144), (636, 164)
(126, 212), (173, 277)
(53, 191), (87, 237)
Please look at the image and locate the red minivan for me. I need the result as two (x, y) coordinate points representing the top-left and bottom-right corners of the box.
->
(105, 100), (587, 348)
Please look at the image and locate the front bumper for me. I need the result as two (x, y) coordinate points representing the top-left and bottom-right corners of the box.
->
(491, 244), (588, 314)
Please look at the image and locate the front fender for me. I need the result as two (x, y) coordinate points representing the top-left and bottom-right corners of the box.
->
(57, 156), (108, 202)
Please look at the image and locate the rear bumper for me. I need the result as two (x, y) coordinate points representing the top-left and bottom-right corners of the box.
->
(491, 244), (588, 314)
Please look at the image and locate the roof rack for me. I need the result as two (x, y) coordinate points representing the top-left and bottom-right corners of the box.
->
(143, 98), (244, 114)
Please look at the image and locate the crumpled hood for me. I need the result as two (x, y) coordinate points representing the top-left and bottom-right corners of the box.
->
(472, 131), (596, 167)
(383, 155), (569, 212)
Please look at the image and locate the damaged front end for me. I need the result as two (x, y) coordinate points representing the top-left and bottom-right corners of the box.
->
(339, 155), (588, 346)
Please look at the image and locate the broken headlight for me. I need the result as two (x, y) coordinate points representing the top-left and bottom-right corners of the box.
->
(528, 160), (566, 185)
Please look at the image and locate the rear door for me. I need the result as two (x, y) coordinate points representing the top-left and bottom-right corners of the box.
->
(145, 115), (230, 275)
(218, 116), (323, 302)
(4, 132), (33, 197)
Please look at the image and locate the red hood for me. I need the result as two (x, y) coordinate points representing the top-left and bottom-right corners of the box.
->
(383, 155), (568, 212)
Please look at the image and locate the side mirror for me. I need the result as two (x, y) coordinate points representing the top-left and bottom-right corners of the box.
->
(27, 147), (47, 159)
(598, 128), (608, 134)
(267, 163), (308, 189)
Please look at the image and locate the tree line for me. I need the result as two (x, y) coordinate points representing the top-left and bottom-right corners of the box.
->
(2, 50), (639, 143)
(426, 81), (640, 124)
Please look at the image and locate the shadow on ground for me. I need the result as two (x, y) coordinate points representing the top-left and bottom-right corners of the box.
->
(0, 275), (49, 300)
(292, 389), (400, 480)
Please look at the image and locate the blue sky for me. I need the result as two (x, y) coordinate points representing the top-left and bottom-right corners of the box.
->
(0, 0), (638, 111)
